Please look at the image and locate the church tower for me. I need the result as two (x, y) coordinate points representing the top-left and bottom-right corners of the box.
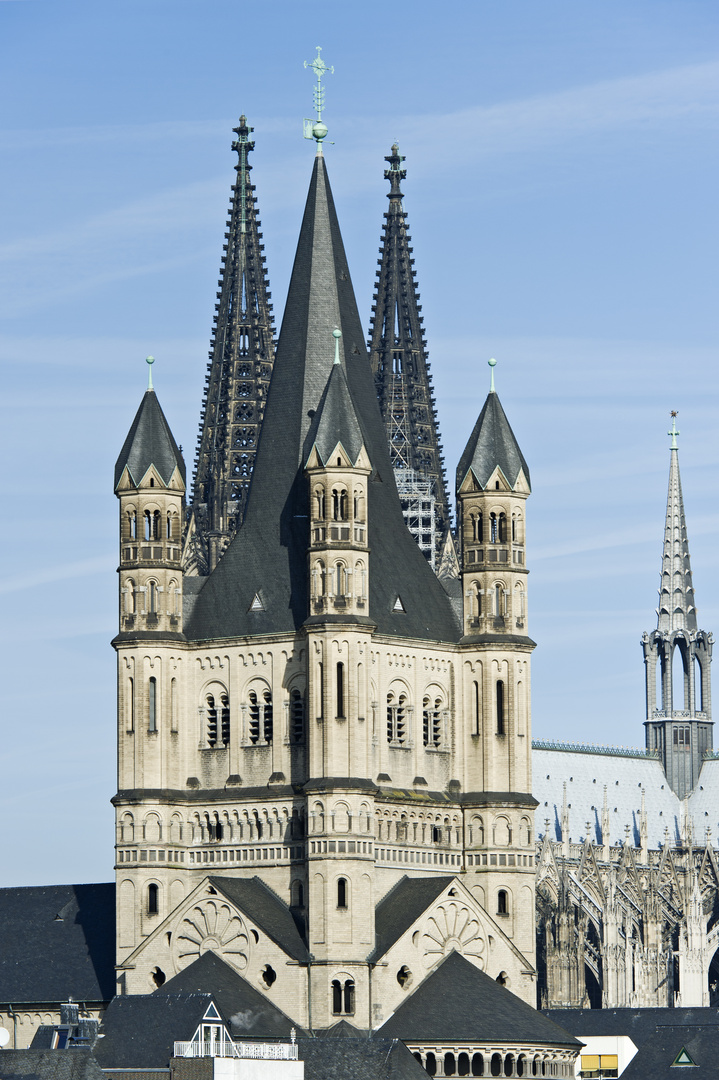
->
(643, 414), (713, 798)
(368, 144), (451, 568)
(454, 359), (537, 965)
(190, 116), (275, 573)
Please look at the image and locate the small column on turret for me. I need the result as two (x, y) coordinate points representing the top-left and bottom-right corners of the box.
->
(115, 357), (186, 636)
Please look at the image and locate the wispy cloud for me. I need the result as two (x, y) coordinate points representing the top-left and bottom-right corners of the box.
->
(0, 555), (113, 594)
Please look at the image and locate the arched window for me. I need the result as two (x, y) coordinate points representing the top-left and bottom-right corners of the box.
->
(220, 693), (230, 746)
(153, 510), (161, 540)
(497, 889), (508, 915)
(445, 1053), (456, 1077)
(126, 580), (136, 615)
(426, 1054), (437, 1077)
(422, 696), (442, 748)
(337, 878), (347, 908)
(291, 689), (304, 743)
(331, 980), (342, 1015)
(473, 681), (480, 736)
(495, 583), (504, 616)
(354, 490), (364, 521)
(336, 663), (345, 718)
(248, 688), (273, 744)
(147, 883), (159, 915)
(148, 677), (157, 733)
(149, 580), (157, 614)
(387, 691), (407, 745)
(292, 881), (304, 908)
(498, 513), (507, 543)
(472, 1054), (484, 1077)
(343, 979), (354, 1014)
(129, 511), (137, 539)
(496, 680), (505, 735)
(356, 561), (366, 600)
(332, 488), (348, 521)
(315, 560), (326, 597)
(334, 563), (345, 598)
(127, 677), (135, 732)
(166, 512), (172, 539)
(144, 510), (151, 540)
(490, 512), (498, 543)
(315, 488), (325, 520)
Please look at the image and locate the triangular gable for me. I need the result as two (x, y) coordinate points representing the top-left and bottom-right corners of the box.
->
(204, 1002), (221, 1021)
(393, 595), (405, 612)
(249, 592), (264, 612)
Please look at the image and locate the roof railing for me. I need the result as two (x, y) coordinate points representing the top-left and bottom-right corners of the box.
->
(532, 739), (661, 760)
(173, 1038), (298, 1061)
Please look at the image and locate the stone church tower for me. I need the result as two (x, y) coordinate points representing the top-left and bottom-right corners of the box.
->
(112, 123), (538, 1029)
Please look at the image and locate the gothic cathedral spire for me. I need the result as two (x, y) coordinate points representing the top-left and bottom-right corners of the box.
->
(368, 144), (451, 568)
(643, 414), (713, 798)
(190, 116), (275, 573)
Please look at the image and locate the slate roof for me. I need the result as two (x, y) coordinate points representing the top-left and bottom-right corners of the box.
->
(156, 950), (302, 1038)
(531, 746), (719, 848)
(184, 153), (459, 644)
(0, 883), (115, 1003)
(621, 1024), (719, 1078)
(456, 391), (530, 493)
(93, 993), (216, 1069)
(305, 354), (365, 467)
(0, 1050), (105, 1080)
(543, 1006), (719, 1044)
(297, 1036), (428, 1080)
(379, 952), (580, 1047)
(370, 876), (454, 961)
(208, 876), (309, 961)
(114, 389), (186, 490)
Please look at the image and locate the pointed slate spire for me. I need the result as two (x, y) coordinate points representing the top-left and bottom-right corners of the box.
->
(305, 333), (365, 468)
(185, 153), (459, 643)
(456, 382), (531, 494)
(368, 144), (451, 567)
(657, 415), (696, 632)
(191, 116), (275, 570)
(115, 387), (185, 491)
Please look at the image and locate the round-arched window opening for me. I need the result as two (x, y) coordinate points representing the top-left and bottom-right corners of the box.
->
(497, 890), (508, 916)
(397, 965), (412, 989)
(458, 1052), (470, 1077)
(496, 970), (508, 986)
(261, 965), (276, 988)
(151, 966), (165, 988)
(426, 1053), (437, 1077)
(147, 883), (159, 915)
(504, 1054), (515, 1077)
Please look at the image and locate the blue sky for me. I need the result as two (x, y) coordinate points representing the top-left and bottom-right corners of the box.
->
(1, 0), (718, 885)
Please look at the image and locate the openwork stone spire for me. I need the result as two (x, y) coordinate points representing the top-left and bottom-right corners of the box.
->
(368, 144), (450, 568)
(190, 116), (275, 573)
(643, 414), (713, 799)
(657, 415), (696, 633)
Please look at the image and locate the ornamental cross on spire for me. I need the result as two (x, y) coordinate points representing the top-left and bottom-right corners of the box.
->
(303, 46), (334, 146)
(669, 410), (680, 449)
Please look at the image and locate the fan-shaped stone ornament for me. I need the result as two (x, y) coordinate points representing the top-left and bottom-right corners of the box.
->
(173, 899), (250, 973)
(421, 901), (486, 968)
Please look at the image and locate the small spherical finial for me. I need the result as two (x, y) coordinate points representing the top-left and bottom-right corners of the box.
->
(312, 121), (328, 142)
(146, 355), (155, 390)
(332, 328), (342, 339)
(488, 357), (497, 393)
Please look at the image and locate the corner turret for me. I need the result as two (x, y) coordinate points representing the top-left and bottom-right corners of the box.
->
(114, 358), (186, 638)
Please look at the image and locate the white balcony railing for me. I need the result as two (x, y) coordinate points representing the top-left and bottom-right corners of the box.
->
(174, 1039), (298, 1061)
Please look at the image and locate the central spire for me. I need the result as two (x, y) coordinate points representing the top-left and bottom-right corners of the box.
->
(658, 413), (696, 633)
(185, 152), (459, 643)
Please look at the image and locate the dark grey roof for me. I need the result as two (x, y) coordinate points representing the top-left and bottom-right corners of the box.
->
(314, 1019), (369, 1038)
(379, 952), (580, 1047)
(0, 883), (115, 1003)
(156, 950), (303, 1038)
(543, 1007), (719, 1045)
(371, 876), (454, 961)
(93, 993), (215, 1069)
(305, 357), (365, 467)
(297, 1036), (428, 1080)
(209, 876), (309, 961)
(114, 389), (186, 490)
(0, 1050), (105, 1080)
(621, 1024), (719, 1079)
(456, 391), (530, 493)
(185, 154), (459, 644)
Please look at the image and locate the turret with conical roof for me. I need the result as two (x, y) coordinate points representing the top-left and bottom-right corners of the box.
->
(115, 358), (186, 640)
(643, 414), (713, 798)
(189, 116), (275, 574)
(368, 144), (450, 569)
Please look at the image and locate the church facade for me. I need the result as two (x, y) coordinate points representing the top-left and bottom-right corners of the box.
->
(110, 119), (540, 1035)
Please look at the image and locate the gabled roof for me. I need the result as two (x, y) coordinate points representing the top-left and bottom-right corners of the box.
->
(157, 950), (303, 1038)
(209, 875), (309, 961)
(456, 391), (530, 493)
(378, 952), (579, 1047)
(297, 1036), (428, 1080)
(184, 153), (459, 644)
(0, 1050), (105, 1080)
(621, 1024), (719, 1079)
(305, 355), (365, 467)
(0, 883), (115, 1003)
(114, 389), (185, 490)
(544, 1007), (719, 1044)
(93, 992), (217, 1069)
(370, 875), (455, 961)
